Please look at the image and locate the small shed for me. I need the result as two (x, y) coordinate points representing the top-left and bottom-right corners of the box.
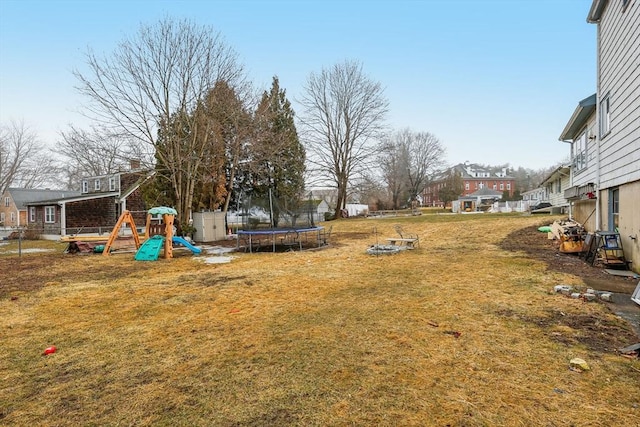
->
(192, 211), (226, 242)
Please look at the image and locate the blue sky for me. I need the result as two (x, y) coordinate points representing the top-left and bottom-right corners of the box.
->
(0, 0), (596, 170)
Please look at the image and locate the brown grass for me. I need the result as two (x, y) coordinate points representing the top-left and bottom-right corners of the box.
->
(1, 213), (639, 426)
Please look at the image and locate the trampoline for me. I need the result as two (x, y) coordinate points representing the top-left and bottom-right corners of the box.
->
(237, 226), (324, 253)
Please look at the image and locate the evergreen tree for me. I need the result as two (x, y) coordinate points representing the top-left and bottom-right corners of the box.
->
(252, 77), (306, 227)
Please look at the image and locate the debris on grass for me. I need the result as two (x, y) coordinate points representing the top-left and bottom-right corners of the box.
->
(444, 330), (462, 338)
(569, 357), (590, 372)
(42, 346), (56, 356)
(366, 244), (405, 255)
(619, 343), (640, 359)
(554, 285), (613, 302)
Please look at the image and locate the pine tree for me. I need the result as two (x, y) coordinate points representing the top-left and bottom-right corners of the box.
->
(252, 77), (306, 227)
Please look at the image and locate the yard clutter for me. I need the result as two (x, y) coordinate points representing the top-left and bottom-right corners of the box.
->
(368, 225), (420, 255)
(569, 357), (590, 372)
(554, 284), (612, 302)
(42, 346), (56, 356)
(546, 220), (586, 254)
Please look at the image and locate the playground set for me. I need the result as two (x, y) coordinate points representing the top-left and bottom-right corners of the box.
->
(69, 206), (201, 261)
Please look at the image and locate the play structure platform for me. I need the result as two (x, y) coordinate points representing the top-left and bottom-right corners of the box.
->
(100, 207), (201, 261)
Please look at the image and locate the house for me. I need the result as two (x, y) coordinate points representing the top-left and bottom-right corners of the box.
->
(452, 188), (503, 213)
(522, 187), (548, 208)
(423, 163), (516, 207)
(26, 170), (153, 238)
(559, 94), (598, 229)
(1, 188), (80, 229)
(301, 199), (331, 223)
(538, 165), (571, 214)
(559, 0), (640, 271)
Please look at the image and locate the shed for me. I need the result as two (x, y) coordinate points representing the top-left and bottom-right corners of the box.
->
(192, 211), (226, 242)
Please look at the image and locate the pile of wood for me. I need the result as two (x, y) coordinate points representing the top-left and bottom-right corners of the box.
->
(548, 220), (586, 254)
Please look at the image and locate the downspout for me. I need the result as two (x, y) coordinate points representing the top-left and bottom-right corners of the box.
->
(594, 19), (602, 232)
(60, 201), (66, 236)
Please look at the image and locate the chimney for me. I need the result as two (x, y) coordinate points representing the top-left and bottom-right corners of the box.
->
(129, 159), (141, 170)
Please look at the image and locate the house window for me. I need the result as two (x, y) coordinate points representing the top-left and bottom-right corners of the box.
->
(609, 188), (619, 231)
(109, 176), (116, 191)
(0, 212), (4, 223)
(507, 183), (511, 191)
(599, 94), (610, 137)
(10, 212), (15, 223)
(94, 179), (101, 191)
(492, 184), (497, 190)
(500, 183), (504, 190)
(4, 197), (9, 207)
(573, 131), (587, 171)
(45, 206), (55, 223)
(82, 180), (88, 193)
(556, 179), (562, 193)
(465, 183), (469, 191)
(30, 207), (36, 222)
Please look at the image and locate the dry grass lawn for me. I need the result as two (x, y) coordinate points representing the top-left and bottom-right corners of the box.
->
(1, 213), (639, 426)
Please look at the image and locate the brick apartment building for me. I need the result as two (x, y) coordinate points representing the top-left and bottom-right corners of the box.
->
(422, 163), (516, 207)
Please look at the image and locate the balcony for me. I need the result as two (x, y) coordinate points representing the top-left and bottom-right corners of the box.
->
(564, 183), (596, 201)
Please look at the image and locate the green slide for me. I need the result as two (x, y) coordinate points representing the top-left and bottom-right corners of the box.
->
(135, 235), (165, 261)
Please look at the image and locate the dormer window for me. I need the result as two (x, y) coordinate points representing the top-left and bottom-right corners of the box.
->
(109, 176), (116, 191)
(82, 180), (88, 193)
(94, 179), (101, 191)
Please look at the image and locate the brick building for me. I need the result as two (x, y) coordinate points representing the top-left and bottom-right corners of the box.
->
(422, 163), (516, 207)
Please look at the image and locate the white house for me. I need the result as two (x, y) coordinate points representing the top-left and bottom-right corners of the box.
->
(559, 0), (640, 272)
(522, 187), (548, 207)
(539, 166), (571, 213)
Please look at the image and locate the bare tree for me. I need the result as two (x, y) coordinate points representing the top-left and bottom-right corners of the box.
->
(378, 135), (410, 209)
(0, 120), (44, 194)
(299, 60), (388, 217)
(56, 124), (145, 188)
(402, 129), (446, 201)
(74, 17), (245, 220)
(378, 129), (446, 208)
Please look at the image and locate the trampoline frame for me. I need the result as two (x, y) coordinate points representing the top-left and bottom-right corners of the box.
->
(236, 226), (324, 253)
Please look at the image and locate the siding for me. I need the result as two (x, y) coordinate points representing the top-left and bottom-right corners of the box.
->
(571, 118), (599, 187)
(598, 0), (640, 189)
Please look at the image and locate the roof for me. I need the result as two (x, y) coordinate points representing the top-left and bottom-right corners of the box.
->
(540, 166), (571, 186)
(559, 93), (596, 141)
(454, 163), (515, 179)
(468, 188), (503, 197)
(587, 0), (608, 23)
(6, 188), (81, 209)
(27, 192), (120, 206)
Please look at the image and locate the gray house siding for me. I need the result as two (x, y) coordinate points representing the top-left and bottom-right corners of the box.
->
(595, 0), (640, 189)
(588, 0), (640, 272)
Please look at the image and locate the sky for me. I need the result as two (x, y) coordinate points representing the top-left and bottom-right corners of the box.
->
(0, 0), (597, 171)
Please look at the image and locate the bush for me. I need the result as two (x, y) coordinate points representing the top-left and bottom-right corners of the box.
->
(180, 224), (197, 238)
(23, 225), (42, 240)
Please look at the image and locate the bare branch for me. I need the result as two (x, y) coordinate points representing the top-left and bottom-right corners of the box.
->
(299, 60), (388, 215)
